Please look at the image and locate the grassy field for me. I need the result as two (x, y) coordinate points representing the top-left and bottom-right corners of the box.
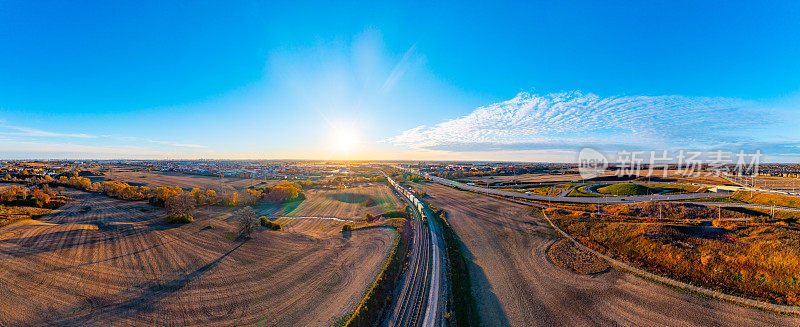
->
(646, 183), (704, 193)
(597, 183), (652, 195)
(501, 184), (570, 196)
(257, 184), (403, 221)
(0, 188), (395, 326)
(566, 185), (601, 197)
(594, 182), (704, 196)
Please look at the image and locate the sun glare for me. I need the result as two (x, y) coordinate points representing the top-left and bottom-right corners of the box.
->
(333, 130), (356, 153)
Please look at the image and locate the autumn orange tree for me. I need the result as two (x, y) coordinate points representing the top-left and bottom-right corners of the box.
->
(265, 181), (304, 203)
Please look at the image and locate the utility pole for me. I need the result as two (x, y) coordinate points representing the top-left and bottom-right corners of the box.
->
(513, 164), (517, 187)
(596, 197), (600, 215)
(771, 201), (775, 221)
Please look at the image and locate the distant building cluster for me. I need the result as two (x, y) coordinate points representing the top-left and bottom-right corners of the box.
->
(0, 159), (358, 181)
(755, 164), (800, 178)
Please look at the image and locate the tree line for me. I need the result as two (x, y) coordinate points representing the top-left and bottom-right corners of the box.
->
(0, 184), (66, 209)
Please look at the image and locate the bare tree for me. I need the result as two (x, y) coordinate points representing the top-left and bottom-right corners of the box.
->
(165, 193), (196, 216)
(237, 206), (258, 237)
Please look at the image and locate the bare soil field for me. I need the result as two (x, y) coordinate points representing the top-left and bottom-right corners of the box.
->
(547, 239), (610, 275)
(410, 181), (800, 326)
(103, 170), (267, 193)
(0, 188), (395, 326)
(258, 184), (404, 221)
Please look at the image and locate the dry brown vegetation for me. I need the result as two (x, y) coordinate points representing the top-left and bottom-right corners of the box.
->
(546, 239), (610, 275)
(602, 201), (757, 221)
(0, 184), (66, 227)
(548, 207), (800, 305)
(0, 206), (51, 227)
(0, 188), (396, 326)
(730, 190), (800, 209)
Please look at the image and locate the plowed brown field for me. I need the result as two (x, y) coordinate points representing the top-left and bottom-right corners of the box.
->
(0, 189), (394, 326)
(103, 170), (265, 193)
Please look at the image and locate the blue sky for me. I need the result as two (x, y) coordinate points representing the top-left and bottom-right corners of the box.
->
(1, 1), (799, 161)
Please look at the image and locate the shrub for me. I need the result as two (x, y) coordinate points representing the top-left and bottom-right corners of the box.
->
(166, 213), (194, 224)
(342, 223), (354, 232)
(259, 216), (282, 231)
(382, 208), (409, 219)
(364, 213), (376, 222)
(362, 197), (377, 207)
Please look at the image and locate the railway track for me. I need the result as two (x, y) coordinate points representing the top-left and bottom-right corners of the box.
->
(382, 172), (442, 327)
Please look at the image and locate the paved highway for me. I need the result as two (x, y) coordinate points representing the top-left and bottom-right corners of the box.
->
(398, 167), (733, 204)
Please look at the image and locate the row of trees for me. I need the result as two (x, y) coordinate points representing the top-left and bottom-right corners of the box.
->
(0, 184), (65, 209)
(49, 176), (308, 225)
(52, 176), (303, 207)
(293, 175), (386, 189)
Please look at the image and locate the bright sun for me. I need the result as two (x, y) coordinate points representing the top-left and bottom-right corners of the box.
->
(333, 130), (356, 153)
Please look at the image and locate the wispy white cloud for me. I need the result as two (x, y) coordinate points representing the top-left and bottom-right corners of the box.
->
(386, 91), (773, 152)
(381, 44), (421, 93)
(0, 124), (96, 138)
(0, 122), (209, 158)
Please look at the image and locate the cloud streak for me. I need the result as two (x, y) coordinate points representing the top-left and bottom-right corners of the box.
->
(386, 91), (772, 153)
(0, 123), (209, 158)
(0, 124), (95, 138)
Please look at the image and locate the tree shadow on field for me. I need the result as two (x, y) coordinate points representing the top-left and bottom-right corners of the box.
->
(34, 229), (204, 276)
(327, 192), (372, 204)
(45, 239), (250, 326)
(0, 223), (161, 259)
(455, 231), (511, 327)
(279, 198), (304, 214)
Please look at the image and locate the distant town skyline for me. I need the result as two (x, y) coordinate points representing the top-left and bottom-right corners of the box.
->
(2, 1), (800, 161)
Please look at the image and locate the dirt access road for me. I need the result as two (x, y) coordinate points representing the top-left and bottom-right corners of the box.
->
(410, 181), (800, 326)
